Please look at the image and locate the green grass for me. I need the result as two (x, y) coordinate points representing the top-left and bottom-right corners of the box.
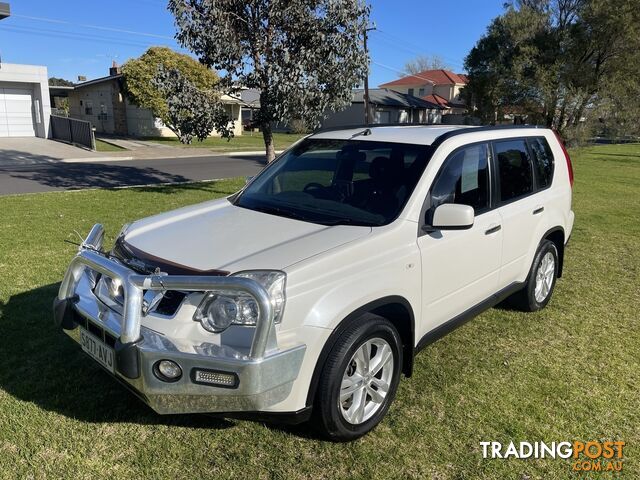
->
(94, 139), (127, 153)
(0, 144), (639, 478)
(148, 132), (306, 151)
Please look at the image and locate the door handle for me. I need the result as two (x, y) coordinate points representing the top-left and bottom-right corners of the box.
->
(485, 224), (501, 235)
(533, 206), (545, 215)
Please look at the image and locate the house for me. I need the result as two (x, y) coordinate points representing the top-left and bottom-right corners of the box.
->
(379, 69), (468, 115)
(320, 88), (443, 129)
(238, 88), (261, 129)
(62, 64), (243, 138)
(0, 3), (52, 138)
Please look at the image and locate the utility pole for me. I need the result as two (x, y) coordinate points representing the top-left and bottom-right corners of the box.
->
(363, 23), (376, 125)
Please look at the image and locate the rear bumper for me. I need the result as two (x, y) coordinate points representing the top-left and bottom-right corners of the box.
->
(54, 224), (306, 415)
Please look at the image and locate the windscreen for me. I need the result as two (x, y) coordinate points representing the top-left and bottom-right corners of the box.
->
(235, 138), (432, 226)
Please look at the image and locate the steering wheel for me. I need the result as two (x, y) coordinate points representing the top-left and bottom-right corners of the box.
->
(303, 182), (325, 193)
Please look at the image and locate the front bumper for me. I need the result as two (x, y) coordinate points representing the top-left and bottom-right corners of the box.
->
(54, 224), (306, 415)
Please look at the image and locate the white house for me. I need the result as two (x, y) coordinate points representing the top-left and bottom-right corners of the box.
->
(0, 63), (51, 138)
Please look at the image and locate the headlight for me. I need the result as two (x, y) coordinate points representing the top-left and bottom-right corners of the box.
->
(117, 222), (131, 239)
(193, 271), (286, 333)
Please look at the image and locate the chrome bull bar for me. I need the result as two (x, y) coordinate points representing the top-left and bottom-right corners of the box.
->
(57, 224), (275, 360)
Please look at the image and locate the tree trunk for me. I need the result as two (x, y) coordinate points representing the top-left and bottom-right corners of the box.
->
(262, 122), (276, 163)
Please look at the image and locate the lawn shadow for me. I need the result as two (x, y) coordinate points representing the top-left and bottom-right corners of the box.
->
(133, 179), (242, 196)
(0, 283), (232, 430)
(493, 299), (519, 312)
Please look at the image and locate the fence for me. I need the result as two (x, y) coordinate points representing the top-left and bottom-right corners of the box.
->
(50, 115), (96, 150)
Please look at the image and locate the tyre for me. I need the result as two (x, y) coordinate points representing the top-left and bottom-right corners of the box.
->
(313, 313), (402, 441)
(508, 240), (559, 312)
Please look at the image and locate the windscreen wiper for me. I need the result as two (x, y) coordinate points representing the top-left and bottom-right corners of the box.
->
(251, 205), (308, 222)
(319, 218), (378, 227)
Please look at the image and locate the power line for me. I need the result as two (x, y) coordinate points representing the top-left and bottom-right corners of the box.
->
(373, 60), (449, 86)
(11, 14), (176, 41)
(1, 25), (174, 50)
(374, 28), (466, 66)
(372, 29), (465, 70)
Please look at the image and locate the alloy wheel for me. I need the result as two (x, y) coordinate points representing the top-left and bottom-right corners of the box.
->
(534, 251), (555, 303)
(338, 337), (394, 425)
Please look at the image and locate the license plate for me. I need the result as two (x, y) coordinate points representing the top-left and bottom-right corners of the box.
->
(79, 328), (115, 374)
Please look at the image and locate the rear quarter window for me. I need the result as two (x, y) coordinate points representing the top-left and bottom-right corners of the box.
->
(528, 137), (555, 189)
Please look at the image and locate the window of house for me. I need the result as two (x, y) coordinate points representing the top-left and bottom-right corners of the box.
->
(494, 139), (534, 202)
(528, 137), (554, 189)
(418, 88), (426, 97)
(430, 143), (490, 215)
(376, 110), (391, 124)
(85, 100), (93, 115)
(408, 88), (415, 96)
(100, 102), (108, 114)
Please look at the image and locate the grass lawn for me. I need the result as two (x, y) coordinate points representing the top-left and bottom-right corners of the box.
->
(95, 139), (127, 153)
(148, 132), (306, 152)
(0, 144), (639, 478)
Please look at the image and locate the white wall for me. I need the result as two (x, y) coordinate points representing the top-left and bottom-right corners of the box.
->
(0, 63), (51, 138)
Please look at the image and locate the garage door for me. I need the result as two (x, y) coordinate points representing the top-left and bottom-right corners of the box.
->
(0, 87), (36, 137)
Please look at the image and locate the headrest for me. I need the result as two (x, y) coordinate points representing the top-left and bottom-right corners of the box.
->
(370, 156), (403, 181)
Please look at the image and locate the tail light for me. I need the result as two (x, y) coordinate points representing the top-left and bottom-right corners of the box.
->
(553, 130), (574, 188)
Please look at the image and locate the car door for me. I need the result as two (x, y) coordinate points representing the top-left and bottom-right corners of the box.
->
(417, 142), (503, 334)
(492, 138), (545, 287)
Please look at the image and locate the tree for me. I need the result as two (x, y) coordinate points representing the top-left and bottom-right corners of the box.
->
(168, 0), (370, 162)
(49, 77), (75, 87)
(402, 55), (450, 75)
(122, 46), (229, 142)
(463, 0), (640, 141)
(152, 66), (233, 143)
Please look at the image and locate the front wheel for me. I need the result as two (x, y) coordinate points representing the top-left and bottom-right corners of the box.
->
(508, 240), (559, 311)
(313, 314), (402, 441)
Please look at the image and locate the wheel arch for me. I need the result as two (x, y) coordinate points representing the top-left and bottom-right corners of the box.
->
(543, 226), (565, 277)
(305, 296), (415, 408)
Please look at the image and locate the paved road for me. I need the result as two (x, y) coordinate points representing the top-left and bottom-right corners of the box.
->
(0, 154), (266, 196)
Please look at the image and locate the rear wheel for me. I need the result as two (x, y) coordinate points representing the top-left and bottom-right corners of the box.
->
(313, 314), (402, 441)
(508, 240), (559, 311)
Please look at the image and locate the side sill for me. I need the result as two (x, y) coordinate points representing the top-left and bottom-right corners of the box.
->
(414, 281), (524, 354)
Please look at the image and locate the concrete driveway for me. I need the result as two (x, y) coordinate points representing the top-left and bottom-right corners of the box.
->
(0, 138), (103, 166)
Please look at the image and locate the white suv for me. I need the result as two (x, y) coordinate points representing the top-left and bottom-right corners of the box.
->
(54, 125), (574, 440)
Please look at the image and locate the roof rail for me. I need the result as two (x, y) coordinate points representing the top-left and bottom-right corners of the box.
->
(429, 124), (546, 148)
(312, 122), (455, 134)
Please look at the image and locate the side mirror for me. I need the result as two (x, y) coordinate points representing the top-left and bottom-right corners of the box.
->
(428, 204), (475, 231)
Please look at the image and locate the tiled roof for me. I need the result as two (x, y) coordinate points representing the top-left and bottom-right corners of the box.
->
(379, 69), (468, 87)
(421, 93), (466, 110)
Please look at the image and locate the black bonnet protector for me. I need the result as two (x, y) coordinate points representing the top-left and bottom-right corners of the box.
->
(112, 236), (230, 276)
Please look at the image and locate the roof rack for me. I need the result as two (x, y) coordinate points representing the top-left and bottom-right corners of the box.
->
(429, 124), (545, 148)
(312, 123), (547, 147)
(312, 122), (455, 134)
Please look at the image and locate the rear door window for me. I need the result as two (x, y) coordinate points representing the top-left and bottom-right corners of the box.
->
(528, 137), (554, 189)
(494, 139), (534, 203)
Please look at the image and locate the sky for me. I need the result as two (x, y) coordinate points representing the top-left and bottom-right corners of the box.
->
(0, 0), (506, 86)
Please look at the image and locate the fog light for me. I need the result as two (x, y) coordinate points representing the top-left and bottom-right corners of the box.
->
(192, 369), (238, 388)
(154, 360), (182, 382)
